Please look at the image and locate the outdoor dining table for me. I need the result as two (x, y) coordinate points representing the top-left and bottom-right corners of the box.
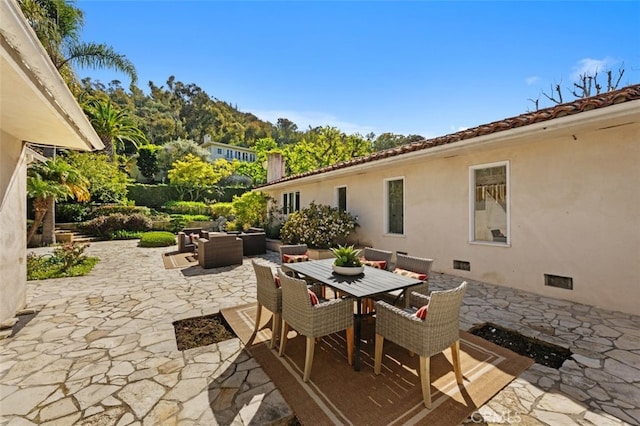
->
(282, 258), (424, 371)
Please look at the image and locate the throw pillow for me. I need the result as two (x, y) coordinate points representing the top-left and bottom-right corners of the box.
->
(361, 258), (387, 269)
(308, 289), (319, 305)
(274, 275), (281, 288)
(283, 254), (310, 263)
(414, 305), (428, 320)
(393, 267), (427, 281)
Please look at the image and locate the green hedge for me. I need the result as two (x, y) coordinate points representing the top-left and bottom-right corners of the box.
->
(90, 204), (151, 218)
(164, 201), (210, 216)
(127, 184), (179, 209)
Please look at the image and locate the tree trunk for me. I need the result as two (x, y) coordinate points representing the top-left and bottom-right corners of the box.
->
(27, 198), (49, 246)
(41, 197), (56, 245)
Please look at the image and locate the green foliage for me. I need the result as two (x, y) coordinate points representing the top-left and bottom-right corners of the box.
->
(127, 184), (178, 208)
(168, 154), (233, 201)
(331, 245), (363, 267)
(82, 213), (152, 238)
(109, 230), (144, 240)
(233, 137), (279, 185)
(83, 98), (147, 162)
(174, 214), (210, 222)
(231, 191), (269, 230)
(280, 202), (358, 249)
(90, 204), (151, 218)
(64, 151), (129, 204)
(56, 202), (91, 222)
(283, 127), (373, 175)
(225, 220), (239, 231)
(137, 144), (162, 181)
(211, 202), (234, 218)
(27, 242), (99, 280)
(139, 231), (176, 247)
(164, 201), (210, 216)
(158, 138), (210, 176)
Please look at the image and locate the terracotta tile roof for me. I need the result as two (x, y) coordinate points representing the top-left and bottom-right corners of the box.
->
(259, 84), (640, 187)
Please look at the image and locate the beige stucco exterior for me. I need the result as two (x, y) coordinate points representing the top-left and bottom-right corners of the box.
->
(0, 0), (103, 323)
(261, 102), (640, 316)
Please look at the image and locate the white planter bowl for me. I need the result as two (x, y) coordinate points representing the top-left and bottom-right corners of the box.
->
(332, 264), (364, 276)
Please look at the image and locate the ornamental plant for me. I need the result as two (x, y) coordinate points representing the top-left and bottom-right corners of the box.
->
(280, 202), (358, 249)
(331, 245), (362, 267)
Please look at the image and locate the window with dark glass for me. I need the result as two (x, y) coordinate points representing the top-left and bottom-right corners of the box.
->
(337, 187), (347, 212)
(386, 179), (404, 234)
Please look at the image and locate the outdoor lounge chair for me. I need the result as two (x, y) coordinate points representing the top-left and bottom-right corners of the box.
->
(374, 281), (468, 408)
(177, 227), (202, 252)
(239, 229), (267, 256)
(197, 233), (243, 268)
(252, 260), (281, 348)
(278, 271), (354, 382)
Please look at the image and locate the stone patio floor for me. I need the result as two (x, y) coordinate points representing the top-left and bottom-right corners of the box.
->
(1, 240), (638, 425)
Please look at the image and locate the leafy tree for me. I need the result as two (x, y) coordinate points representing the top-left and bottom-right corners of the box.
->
(136, 144), (162, 182)
(64, 151), (129, 203)
(83, 99), (147, 162)
(167, 155), (233, 201)
(283, 126), (373, 175)
(19, 0), (136, 86)
(26, 158), (89, 245)
(372, 133), (424, 151)
(274, 118), (301, 145)
(233, 137), (279, 185)
(157, 138), (210, 180)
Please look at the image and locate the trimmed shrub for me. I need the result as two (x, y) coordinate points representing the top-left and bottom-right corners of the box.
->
(211, 202), (234, 218)
(82, 213), (153, 238)
(90, 204), (151, 219)
(280, 202), (358, 249)
(164, 201), (210, 216)
(56, 203), (91, 222)
(139, 231), (176, 247)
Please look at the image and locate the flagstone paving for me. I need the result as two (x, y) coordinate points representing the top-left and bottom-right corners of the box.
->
(1, 240), (638, 425)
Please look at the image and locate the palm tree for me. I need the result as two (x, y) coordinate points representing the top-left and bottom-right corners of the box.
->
(26, 159), (90, 246)
(83, 99), (147, 162)
(19, 0), (137, 85)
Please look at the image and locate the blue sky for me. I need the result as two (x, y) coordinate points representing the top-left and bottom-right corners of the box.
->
(77, 1), (640, 139)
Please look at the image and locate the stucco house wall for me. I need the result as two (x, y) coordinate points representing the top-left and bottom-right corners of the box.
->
(0, 132), (29, 324)
(260, 95), (640, 316)
(0, 0), (103, 324)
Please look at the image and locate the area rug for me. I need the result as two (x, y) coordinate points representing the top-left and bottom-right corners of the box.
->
(162, 251), (197, 269)
(221, 303), (534, 426)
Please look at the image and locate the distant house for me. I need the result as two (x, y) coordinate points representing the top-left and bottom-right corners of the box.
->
(258, 86), (640, 316)
(0, 0), (103, 323)
(202, 136), (256, 163)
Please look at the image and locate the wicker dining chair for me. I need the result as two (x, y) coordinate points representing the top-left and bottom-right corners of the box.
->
(251, 260), (282, 349)
(277, 271), (355, 382)
(374, 281), (468, 408)
(394, 253), (433, 300)
(279, 244), (309, 263)
(361, 247), (393, 270)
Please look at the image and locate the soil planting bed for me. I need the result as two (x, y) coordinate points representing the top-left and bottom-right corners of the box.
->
(470, 323), (572, 369)
(173, 313), (236, 351)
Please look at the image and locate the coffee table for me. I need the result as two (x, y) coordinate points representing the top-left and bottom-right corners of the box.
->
(283, 258), (423, 371)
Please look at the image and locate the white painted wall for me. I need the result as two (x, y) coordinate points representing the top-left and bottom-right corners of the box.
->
(0, 131), (28, 323)
(262, 123), (640, 316)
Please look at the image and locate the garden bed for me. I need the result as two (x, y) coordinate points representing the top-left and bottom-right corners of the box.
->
(470, 323), (572, 369)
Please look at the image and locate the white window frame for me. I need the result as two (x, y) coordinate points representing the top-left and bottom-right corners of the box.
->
(383, 176), (405, 237)
(335, 185), (347, 212)
(468, 161), (510, 246)
(283, 191), (301, 215)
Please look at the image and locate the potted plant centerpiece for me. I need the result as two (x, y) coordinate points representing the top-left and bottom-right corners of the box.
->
(330, 245), (364, 275)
